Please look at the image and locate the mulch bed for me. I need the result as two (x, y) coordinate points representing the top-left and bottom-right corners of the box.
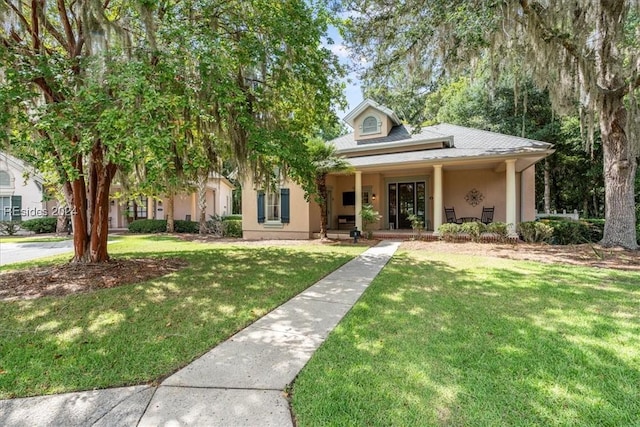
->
(0, 258), (188, 301)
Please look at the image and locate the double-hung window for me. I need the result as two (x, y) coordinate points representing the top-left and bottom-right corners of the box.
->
(257, 188), (290, 225)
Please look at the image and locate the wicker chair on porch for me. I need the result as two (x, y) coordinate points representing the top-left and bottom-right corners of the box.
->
(444, 207), (463, 224)
(481, 206), (495, 224)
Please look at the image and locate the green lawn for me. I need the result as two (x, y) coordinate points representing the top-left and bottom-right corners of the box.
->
(292, 249), (640, 427)
(0, 235), (366, 399)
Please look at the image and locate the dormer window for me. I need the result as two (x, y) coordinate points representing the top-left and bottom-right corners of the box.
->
(362, 116), (379, 134)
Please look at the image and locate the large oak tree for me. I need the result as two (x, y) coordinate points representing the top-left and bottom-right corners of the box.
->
(345, 0), (639, 249)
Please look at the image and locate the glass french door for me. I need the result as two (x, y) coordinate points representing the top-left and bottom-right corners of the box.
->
(388, 182), (426, 229)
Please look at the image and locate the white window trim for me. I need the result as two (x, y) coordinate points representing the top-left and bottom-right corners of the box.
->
(265, 188), (281, 224)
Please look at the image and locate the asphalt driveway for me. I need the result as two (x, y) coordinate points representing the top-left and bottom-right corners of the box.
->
(0, 240), (75, 266)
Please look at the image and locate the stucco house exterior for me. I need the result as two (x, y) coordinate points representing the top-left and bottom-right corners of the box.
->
(244, 99), (555, 239)
(0, 151), (47, 222)
(0, 150), (234, 229)
(108, 173), (235, 229)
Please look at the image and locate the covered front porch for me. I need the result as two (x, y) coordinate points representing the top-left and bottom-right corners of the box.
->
(314, 228), (514, 242)
(323, 157), (535, 237)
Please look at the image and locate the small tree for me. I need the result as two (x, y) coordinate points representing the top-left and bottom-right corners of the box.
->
(360, 204), (381, 239)
(407, 213), (425, 240)
(306, 139), (353, 239)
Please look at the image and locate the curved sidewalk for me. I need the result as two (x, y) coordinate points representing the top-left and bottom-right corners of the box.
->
(0, 241), (401, 427)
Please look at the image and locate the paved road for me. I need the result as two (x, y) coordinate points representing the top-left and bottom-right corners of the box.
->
(0, 240), (75, 265)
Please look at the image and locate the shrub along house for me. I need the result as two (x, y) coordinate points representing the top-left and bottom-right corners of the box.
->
(108, 173), (235, 229)
(242, 99), (554, 239)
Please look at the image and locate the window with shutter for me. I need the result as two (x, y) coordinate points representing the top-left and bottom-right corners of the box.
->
(257, 191), (265, 223)
(10, 195), (21, 221)
(280, 188), (290, 223)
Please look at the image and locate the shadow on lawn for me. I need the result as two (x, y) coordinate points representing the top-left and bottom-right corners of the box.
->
(294, 252), (640, 426)
(0, 244), (355, 400)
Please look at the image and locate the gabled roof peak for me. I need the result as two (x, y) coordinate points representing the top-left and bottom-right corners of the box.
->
(343, 99), (402, 128)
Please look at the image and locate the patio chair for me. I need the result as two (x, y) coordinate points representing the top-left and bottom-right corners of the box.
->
(444, 207), (463, 224)
(481, 206), (495, 224)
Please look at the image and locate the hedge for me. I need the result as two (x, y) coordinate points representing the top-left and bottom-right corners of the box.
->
(174, 220), (199, 233)
(518, 218), (619, 245)
(223, 220), (242, 237)
(128, 218), (218, 234)
(20, 217), (57, 234)
(128, 219), (167, 233)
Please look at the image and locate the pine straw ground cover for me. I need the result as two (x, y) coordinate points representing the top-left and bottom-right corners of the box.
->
(0, 235), (367, 399)
(292, 241), (639, 427)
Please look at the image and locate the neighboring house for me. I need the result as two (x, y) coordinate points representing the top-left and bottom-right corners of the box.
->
(0, 151), (47, 222)
(242, 99), (555, 239)
(108, 173), (235, 229)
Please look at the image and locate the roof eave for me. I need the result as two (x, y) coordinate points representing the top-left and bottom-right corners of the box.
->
(347, 149), (555, 171)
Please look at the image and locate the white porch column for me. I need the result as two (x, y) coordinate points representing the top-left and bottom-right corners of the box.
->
(432, 164), (443, 233)
(147, 198), (155, 219)
(355, 171), (362, 231)
(505, 159), (517, 236)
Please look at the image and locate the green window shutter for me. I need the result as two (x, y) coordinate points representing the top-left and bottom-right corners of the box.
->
(257, 191), (265, 223)
(11, 195), (22, 221)
(280, 188), (290, 223)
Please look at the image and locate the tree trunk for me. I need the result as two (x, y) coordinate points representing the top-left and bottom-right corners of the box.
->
(543, 159), (551, 213)
(70, 154), (90, 263)
(198, 174), (208, 234)
(166, 193), (175, 233)
(69, 143), (116, 263)
(316, 175), (328, 239)
(599, 94), (638, 249)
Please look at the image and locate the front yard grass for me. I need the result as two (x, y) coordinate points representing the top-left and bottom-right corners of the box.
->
(292, 249), (640, 426)
(0, 235), (366, 399)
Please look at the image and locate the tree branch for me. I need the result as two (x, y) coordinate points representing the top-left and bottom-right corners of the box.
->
(38, 10), (69, 52)
(31, 0), (40, 51)
(518, 0), (585, 63)
(57, 0), (77, 53)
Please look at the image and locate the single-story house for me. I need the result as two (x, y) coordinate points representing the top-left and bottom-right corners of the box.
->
(246, 98), (554, 239)
(108, 173), (235, 229)
(0, 151), (47, 221)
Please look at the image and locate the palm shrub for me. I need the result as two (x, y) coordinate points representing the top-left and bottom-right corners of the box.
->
(437, 223), (461, 242)
(406, 214), (424, 240)
(0, 221), (21, 235)
(517, 221), (553, 243)
(486, 221), (509, 242)
(540, 219), (591, 245)
(461, 221), (487, 242)
(360, 204), (381, 239)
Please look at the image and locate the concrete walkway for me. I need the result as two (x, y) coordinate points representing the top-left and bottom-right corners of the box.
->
(0, 241), (401, 426)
